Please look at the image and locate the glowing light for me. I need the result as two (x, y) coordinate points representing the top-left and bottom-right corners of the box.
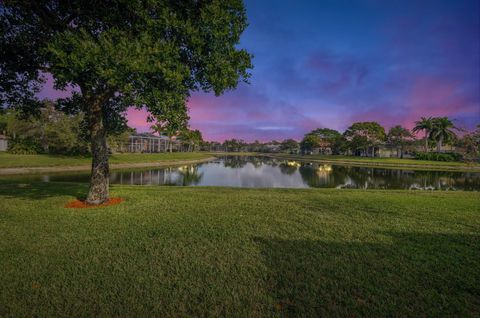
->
(286, 161), (301, 167)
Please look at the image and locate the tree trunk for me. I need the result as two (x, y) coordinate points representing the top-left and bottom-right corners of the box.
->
(437, 135), (443, 153)
(40, 125), (48, 153)
(86, 106), (109, 205)
(169, 136), (173, 153)
(425, 131), (429, 153)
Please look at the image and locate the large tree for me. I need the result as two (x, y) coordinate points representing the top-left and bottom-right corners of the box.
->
(343, 122), (386, 157)
(387, 125), (414, 158)
(306, 128), (343, 154)
(0, 1), (252, 204)
(300, 134), (321, 153)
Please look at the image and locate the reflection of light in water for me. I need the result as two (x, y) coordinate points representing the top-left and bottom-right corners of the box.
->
(178, 165), (195, 173)
(315, 165), (332, 178)
(286, 160), (301, 167)
(317, 164), (332, 172)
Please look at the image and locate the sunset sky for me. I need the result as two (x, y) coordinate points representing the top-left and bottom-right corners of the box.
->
(40, 0), (480, 142)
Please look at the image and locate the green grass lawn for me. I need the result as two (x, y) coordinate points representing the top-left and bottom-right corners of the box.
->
(0, 152), (212, 168)
(272, 153), (480, 168)
(0, 182), (478, 317)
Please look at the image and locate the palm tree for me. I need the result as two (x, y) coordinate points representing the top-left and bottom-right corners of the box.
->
(151, 122), (177, 152)
(179, 129), (203, 152)
(413, 117), (434, 152)
(151, 111), (188, 153)
(430, 117), (457, 152)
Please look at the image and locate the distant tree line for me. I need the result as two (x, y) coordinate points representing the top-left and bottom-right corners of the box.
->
(214, 117), (479, 163)
(212, 139), (296, 153)
(298, 117), (479, 162)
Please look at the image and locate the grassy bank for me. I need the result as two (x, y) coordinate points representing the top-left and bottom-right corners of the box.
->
(270, 153), (480, 171)
(2, 152), (478, 172)
(0, 182), (478, 317)
(0, 152), (212, 169)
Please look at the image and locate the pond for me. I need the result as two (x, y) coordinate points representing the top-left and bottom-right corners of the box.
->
(3, 156), (480, 191)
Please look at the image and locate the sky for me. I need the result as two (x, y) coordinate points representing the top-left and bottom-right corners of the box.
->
(41, 0), (480, 142)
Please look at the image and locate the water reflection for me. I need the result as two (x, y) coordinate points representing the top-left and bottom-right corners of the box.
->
(299, 164), (347, 188)
(279, 163), (298, 175)
(3, 156), (479, 190)
(110, 165), (204, 186)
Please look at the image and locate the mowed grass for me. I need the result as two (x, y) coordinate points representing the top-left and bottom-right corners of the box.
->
(0, 152), (212, 168)
(0, 183), (479, 317)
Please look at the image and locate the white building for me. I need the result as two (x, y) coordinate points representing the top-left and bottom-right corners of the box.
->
(125, 133), (182, 153)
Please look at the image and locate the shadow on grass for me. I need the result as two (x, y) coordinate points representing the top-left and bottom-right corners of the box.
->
(256, 232), (480, 317)
(0, 181), (88, 201)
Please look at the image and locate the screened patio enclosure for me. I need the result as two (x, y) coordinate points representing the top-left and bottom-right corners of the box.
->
(127, 134), (181, 153)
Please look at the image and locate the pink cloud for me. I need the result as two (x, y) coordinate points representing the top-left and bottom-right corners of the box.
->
(348, 75), (480, 132)
(126, 107), (152, 133)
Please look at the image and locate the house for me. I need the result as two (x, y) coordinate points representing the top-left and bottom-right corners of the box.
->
(376, 143), (457, 158)
(124, 133), (182, 153)
(0, 134), (8, 152)
(262, 143), (282, 153)
(310, 139), (333, 155)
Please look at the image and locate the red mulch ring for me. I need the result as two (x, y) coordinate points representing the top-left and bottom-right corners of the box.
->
(65, 198), (124, 209)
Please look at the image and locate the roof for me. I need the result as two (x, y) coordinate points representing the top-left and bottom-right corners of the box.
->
(129, 133), (170, 140)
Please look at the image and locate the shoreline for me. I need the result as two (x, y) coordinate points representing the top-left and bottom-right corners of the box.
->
(1, 153), (479, 175)
(266, 154), (480, 172)
(0, 156), (216, 176)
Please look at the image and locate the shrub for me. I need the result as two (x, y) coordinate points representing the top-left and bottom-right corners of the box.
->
(414, 152), (462, 162)
(7, 138), (42, 155)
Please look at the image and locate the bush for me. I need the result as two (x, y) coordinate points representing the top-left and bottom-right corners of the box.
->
(7, 138), (42, 155)
(414, 152), (462, 162)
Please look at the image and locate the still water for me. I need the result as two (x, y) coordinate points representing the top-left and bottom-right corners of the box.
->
(6, 156), (480, 191)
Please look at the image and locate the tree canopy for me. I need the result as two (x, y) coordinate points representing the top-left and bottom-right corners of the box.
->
(179, 128), (203, 152)
(343, 122), (386, 141)
(344, 122), (385, 156)
(300, 134), (321, 153)
(1, 0), (253, 114)
(307, 128), (341, 140)
(387, 125), (414, 158)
